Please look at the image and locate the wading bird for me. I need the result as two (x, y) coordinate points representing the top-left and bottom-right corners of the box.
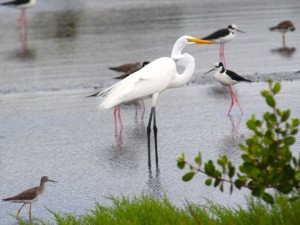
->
(202, 24), (245, 68)
(2, 176), (56, 219)
(87, 61), (150, 129)
(98, 36), (214, 168)
(204, 62), (252, 115)
(269, 20), (296, 46)
(1, 0), (36, 29)
(112, 61), (150, 79)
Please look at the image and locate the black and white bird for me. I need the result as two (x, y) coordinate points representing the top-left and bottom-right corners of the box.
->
(201, 24), (245, 68)
(269, 20), (296, 46)
(1, 0), (36, 28)
(204, 62), (252, 115)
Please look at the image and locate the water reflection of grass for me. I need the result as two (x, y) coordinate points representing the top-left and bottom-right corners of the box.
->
(18, 195), (299, 225)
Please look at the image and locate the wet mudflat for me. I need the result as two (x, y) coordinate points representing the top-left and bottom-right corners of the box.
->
(0, 0), (300, 224)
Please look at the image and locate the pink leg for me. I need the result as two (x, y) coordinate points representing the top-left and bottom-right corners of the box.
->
(117, 105), (123, 128)
(114, 106), (118, 131)
(221, 44), (226, 68)
(230, 88), (243, 115)
(228, 87), (234, 115)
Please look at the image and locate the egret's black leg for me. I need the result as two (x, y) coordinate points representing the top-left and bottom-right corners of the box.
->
(153, 107), (158, 166)
(147, 107), (155, 168)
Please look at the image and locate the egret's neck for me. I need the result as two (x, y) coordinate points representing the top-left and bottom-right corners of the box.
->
(168, 53), (195, 88)
(171, 39), (191, 59)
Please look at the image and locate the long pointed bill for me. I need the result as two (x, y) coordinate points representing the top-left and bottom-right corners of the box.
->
(237, 29), (246, 34)
(203, 68), (214, 75)
(188, 37), (215, 44)
(48, 179), (57, 183)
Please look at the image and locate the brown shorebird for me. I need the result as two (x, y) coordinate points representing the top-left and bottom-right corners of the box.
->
(109, 62), (141, 73)
(269, 20), (296, 46)
(112, 61), (150, 79)
(2, 176), (56, 219)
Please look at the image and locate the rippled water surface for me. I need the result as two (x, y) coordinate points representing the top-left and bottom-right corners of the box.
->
(0, 0), (300, 224)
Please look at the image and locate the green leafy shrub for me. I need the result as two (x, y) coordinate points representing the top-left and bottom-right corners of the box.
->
(178, 80), (300, 204)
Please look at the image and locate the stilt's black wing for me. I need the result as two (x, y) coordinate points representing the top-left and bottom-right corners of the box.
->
(202, 28), (230, 40)
(226, 70), (252, 82)
(1, 0), (30, 6)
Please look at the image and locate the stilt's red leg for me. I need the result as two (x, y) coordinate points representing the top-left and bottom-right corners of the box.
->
(117, 105), (122, 128)
(231, 88), (244, 114)
(228, 86), (235, 115)
(219, 44), (223, 63)
(222, 44), (226, 68)
(114, 106), (118, 131)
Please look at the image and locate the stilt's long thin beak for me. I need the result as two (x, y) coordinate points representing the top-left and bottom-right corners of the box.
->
(237, 29), (246, 34)
(203, 68), (214, 75)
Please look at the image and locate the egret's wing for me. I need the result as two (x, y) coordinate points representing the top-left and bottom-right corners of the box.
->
(99, 57), (176, 109)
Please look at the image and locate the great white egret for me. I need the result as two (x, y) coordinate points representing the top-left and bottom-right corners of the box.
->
(201, 24), (245, 68)
(98, 35), (214, 168)
(2, 176), (56, 219)
(269, 20), (296, 46)
(204, 62), (252, 115)
(1, 0), (37, 28)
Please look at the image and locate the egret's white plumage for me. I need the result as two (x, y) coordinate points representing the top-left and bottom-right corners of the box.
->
(98, 35), (214, 168)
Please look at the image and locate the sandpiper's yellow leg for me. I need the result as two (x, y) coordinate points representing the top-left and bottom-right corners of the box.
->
(16, 203), (25, 218)
(29, 204), (32, 219)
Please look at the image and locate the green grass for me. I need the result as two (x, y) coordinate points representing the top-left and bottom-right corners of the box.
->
(18, 195), (300, 225)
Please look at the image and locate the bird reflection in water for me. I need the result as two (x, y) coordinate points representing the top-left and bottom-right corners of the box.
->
(228, 115), (242, 144)
(271, 46), (296, 59)
(114, 119), (123, 150)
(147, 168), (165, 199)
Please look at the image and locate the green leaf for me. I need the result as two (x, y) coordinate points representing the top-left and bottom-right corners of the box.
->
(262, 193), (274, 204)
(283, 137), (295, 145)
(205, 178), (212, 186)
(266, 95), (276, 107)
(272, 82), (281, 94)
(194, 152), (202, 165)
(204, 161), (215, 176)
(182, 172), (195, 182)
(281, 110), (290, 122)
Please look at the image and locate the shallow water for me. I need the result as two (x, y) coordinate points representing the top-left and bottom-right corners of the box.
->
(0, 0), (300, 224)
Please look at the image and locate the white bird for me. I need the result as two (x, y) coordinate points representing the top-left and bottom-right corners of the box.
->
(201, 24), (245, 68)
(204, 62), (252, 115)
(1, 0), (36, 28)
(98, 35), (214, 168)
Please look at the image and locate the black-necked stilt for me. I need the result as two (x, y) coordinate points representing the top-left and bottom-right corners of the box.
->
(2, 176), (56, 219)
(204, 62), (252, 115)
(1, 0), (36, 28)
(269, 20), (296, 46)
(202, 24), (245, 68)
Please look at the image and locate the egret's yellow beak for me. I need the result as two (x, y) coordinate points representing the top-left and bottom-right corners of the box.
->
(188, 37), (215, 44)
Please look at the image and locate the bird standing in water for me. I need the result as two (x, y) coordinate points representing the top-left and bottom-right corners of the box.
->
(204, 62), (252, 115)
(2, 176), (56, 220)
(269, 20), (296, 46)
(1, 0), (37, 29)
(98, 36), (214, 168)
(201, 24), (245, 68)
